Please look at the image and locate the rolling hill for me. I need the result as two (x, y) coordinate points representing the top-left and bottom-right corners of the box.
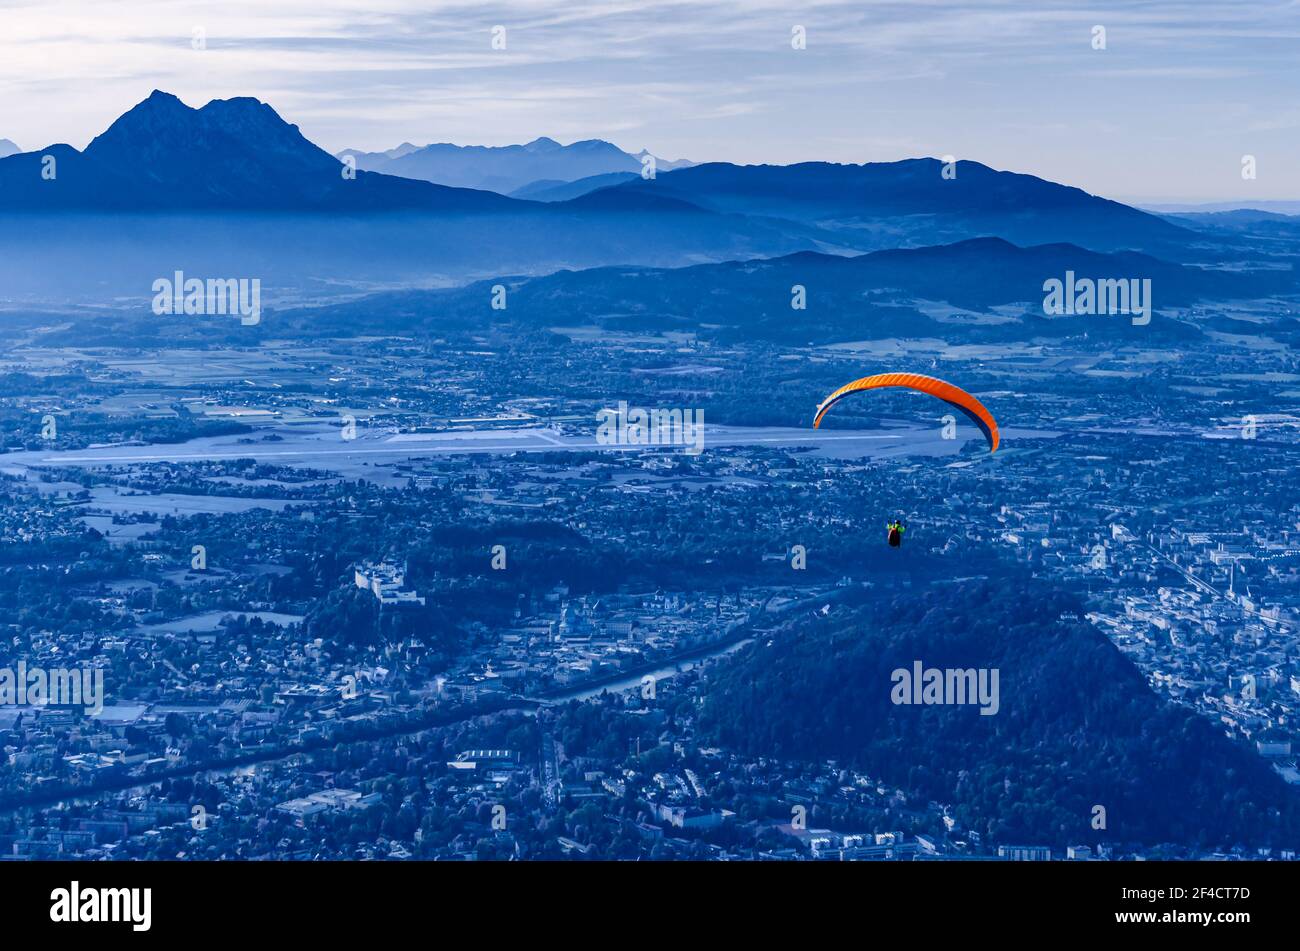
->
(698, 577), (1300, 848)
(280, 237), (1289, 344)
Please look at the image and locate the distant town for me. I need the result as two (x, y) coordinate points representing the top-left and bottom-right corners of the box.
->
(1, 307), (1297, 860)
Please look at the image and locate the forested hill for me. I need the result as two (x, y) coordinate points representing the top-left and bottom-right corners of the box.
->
(698, 578), (1300, 850)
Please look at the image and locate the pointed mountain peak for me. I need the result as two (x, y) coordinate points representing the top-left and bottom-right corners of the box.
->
(201, 95), (275, 112)
(84, 91), (198, 157)
(198, 95), (306, 141)
(138, 89), (190, 112)
(84, 91), (319, 166)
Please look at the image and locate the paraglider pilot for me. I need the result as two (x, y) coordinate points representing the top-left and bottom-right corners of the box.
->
(887, 520), (906, 548)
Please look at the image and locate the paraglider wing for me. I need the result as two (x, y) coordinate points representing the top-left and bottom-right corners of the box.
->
(813, 372), (1000, 452)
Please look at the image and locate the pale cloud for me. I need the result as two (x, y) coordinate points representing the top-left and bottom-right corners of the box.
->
(0, 0), (1296, 199)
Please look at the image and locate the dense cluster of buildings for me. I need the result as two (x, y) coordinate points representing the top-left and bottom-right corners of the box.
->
(1, 323), (1299, 859)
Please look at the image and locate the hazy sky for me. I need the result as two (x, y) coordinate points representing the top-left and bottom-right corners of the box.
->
(1, 0), (1297, 201)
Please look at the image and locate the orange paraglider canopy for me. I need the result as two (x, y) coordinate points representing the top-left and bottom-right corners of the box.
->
(813, 372), (1000, 452)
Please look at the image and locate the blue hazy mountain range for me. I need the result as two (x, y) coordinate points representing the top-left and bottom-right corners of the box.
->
(0, 91), (514, 212)
(0, 91), (1253, 299)
(0, 138), (19, 159)
(0, 91), (1184, 251)
(509, 171), (640, 201)
(338, 137), (693, 195)
(580, 159), (1195, 254)
(264, 237), (1295, 347)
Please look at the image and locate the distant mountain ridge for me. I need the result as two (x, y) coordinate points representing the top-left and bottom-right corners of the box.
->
(457, 235), (1279, 340)
(0, 91), (1193, 252)
(583, 159), (1194, 253)
(0, 90), (515, 212)
(0, 139), (19, 159)
(276, 236), (1293, 344)
(1142, 200), (1300, 216)
(338, 136), (693, 194)
(509, 171), (640, 201)
(0, 91), (1238, 300)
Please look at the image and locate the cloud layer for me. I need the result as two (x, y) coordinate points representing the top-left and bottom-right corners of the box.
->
(1, 0), (1296, 200)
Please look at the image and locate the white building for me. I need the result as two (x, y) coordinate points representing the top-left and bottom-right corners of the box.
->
(354, 561), (425, 606)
